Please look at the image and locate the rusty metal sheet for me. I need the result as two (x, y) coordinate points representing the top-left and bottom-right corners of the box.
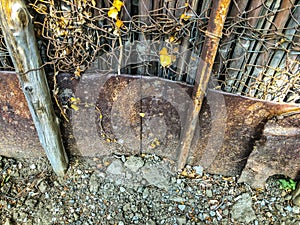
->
(238, 114), (300, 188)
(190, 92), (300, 176)
(0, 72), (44, 158)
(1, 72), (299, 179)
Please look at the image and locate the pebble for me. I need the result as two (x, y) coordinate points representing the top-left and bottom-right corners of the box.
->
(231, 193), (256, 223)
(142, 188), (149, 199)
(141, 163), (170, 189)
(293, 206), (300, 214)
(210, 210), (216, 217)
(266, 212), (272, 217)
(38, 180), (48, 193)
(4, 218), (13, 225)
(176, 217), (186, 225)
(178, 204), (186, 211)
(106, 159), (125, 175)
(29, 164), (36, 170)
(206, 189), (213, 198)
(124, 156), (144, 172)
(119, 187), (126, 192)
(193, 165), (203, 176)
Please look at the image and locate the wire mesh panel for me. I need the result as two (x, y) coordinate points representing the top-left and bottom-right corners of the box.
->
(214, 0), (300, 103)
(0, 0), (299, 103)
(26, 0), (211, 84)
(0, 29), (14, 71)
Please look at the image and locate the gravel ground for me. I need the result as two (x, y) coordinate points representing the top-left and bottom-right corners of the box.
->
(0, 154), (299, 225)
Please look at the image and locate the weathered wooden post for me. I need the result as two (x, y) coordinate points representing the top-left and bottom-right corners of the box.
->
(0, 0), (68, 175)
(177, 0), (232, 169)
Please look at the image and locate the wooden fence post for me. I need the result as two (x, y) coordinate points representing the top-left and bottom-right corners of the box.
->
(0, 0), (68, 175)
(177, 0), (232, 170)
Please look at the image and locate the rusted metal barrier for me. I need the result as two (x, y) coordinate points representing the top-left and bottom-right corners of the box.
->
(1, 72), (299, 186)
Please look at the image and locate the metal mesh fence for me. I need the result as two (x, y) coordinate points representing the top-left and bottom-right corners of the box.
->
(0, 0), (299, 103)
(214, 0), (300, 103)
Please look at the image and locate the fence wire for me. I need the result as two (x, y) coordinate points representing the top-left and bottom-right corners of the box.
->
(0, 0), (299, 103)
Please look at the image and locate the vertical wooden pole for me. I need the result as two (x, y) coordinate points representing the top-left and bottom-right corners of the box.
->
(177, 0), (231, 170)
(0, 0), (68, 175)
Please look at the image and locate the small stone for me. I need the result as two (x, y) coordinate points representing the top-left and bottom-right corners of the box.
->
(4, 218), (13, 225)
(266, 212), (272, 217)
(210, 211), (216, 217)
(171, 196), (185, 202)
(231, 193), (256, 223)
(293, 206), (300, 214)
(123, 203), (130, 212)
(106, 159), (125, 175)
(146, 220), (156, 225)
(141, 163), (170, 189)
(193, 165), (203, 176)
(74, 213), (79, 220)
(142, 188), (149, 199)
(89, 173), (102, 193)
(120, 187), (126, 192)
(38, 181), (48, 193)
(29, 164), (36, 170)
(176, 217), (186, 225)
(124, 156), (144, 172)
(285, 205), (293, 212)
(206, 189), (213, 198)
(118, 222), (125, 225)
(223, 209), (229, 216)
(25, 199), (37, 208)
(178, 204), (186, 211)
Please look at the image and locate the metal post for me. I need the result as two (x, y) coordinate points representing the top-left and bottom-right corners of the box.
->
(177, 0), (232, 170)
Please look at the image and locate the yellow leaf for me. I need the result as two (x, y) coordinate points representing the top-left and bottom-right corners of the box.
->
(180, 13), (191, 21)
(159, 47), (175, 68)
(139, 112), (145, 117)
(116, 19), (124, 28)
(74, 66), (81, 77)
(108, 7), (118, 19)
(113, 0), (124, 11)
(70, 104), (79, 111)
(70, 97), (80, 104)
(169, 36), (175, 43)
(159, 47), (168, 55)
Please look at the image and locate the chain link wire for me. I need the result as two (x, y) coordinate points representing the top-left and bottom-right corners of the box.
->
(0, 0), (299, 103)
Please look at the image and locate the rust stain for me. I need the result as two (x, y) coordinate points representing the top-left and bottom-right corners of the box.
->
(0, 71), (31, 120)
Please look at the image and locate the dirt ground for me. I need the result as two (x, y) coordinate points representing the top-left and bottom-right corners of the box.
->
(0, 154), (299, 225)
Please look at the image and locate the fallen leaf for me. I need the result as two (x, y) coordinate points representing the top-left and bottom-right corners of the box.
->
(159, 47), (175, 68)
(180, 13), (191, 21)
(108, 7), (118, 19)
(70, 104), (79, 111)
(113, 0), (124, 11)
(116, 19), (124, 28)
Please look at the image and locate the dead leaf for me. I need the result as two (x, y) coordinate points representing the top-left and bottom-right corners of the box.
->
(108, 7), (118, 19)
(113, 0), (124, 11)
(159, 47), (176, 68)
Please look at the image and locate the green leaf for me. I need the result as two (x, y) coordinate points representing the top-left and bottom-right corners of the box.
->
(278, 179), (297, 191)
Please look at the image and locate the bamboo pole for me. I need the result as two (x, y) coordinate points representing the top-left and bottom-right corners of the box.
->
(0, 0), (68, 176)
(177, 0), (231, 170)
